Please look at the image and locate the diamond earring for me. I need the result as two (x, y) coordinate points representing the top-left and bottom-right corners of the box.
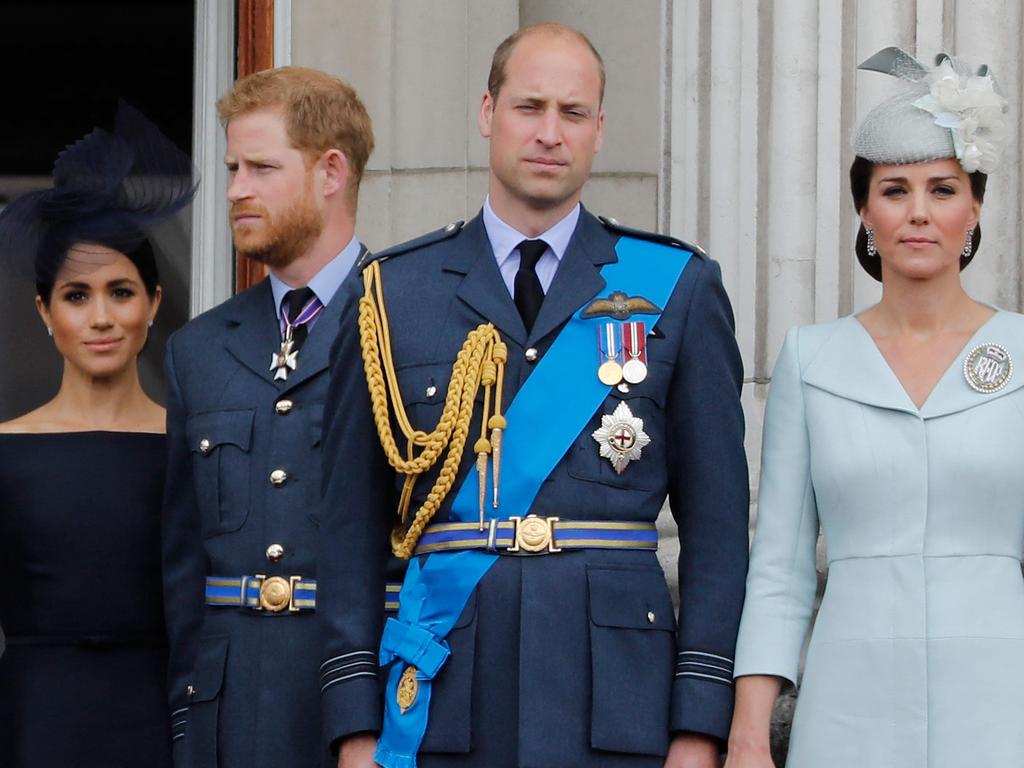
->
(46, 327), (53, 337)
(866, 227), (877, 257)
(962, 228), (974, 259)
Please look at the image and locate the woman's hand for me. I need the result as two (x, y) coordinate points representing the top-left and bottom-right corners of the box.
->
(663, 732), (721, 768)
(723, 675), (783, 768)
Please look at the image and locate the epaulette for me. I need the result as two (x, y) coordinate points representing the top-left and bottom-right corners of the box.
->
(359, 220), (465, 269)
(598, 215), (707, 259)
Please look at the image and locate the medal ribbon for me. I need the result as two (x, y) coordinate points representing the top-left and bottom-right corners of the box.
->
(598, 322), (621, 364)
(625, 321), (646, 362)
(374, 236), (694, 768)
(280, 293), (325, 337)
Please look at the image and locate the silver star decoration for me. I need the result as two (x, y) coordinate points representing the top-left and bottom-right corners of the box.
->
(592, 400), (651, 474)
(270, 338), (299, 381)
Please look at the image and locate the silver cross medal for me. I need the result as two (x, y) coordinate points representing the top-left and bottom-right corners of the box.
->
(270, 327), (299, 381)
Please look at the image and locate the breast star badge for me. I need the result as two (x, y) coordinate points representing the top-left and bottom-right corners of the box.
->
(592, 401), (651, 474)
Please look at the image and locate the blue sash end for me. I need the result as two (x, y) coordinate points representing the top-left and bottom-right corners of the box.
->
(379, 617), (451, 679)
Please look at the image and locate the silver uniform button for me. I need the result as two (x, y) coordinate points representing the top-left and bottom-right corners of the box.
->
(187, 684), (196, 697)
(275, 399), (294, 415)
(445, 221), (458, 233)
(647, 610), (656, 624)
(270, 469), (288, 486)
(425, 385), (437, 398)
(525, 347), (539, 363)
(198, 438), (211, 455)
(266, 543), (285, 562)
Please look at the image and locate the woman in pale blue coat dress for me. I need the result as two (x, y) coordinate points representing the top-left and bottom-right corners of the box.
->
(725, 48), (1023, 768)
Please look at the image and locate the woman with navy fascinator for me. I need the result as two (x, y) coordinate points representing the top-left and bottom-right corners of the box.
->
(725, 49), (1024, 767)
(0, 104), (195, 767)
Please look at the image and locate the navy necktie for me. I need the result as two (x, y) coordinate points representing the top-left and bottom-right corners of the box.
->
(514, 239), (548, 333)
(281, 287), (317, 352)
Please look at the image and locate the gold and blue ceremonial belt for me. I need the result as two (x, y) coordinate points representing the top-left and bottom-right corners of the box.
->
(205, 576), (402, 614)
(413, 516), (658, 556)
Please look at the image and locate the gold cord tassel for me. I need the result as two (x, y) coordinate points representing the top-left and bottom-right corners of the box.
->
(358, 260), (509, 558)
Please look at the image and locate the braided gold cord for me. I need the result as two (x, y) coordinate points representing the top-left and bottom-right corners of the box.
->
(358, 260), (506, 558)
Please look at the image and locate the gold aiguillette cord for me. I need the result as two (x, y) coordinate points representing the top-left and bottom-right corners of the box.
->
(358, 259), (509, 558)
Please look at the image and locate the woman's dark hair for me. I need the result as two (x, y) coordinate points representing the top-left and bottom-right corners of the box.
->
(850, 155), (987, 281)
(35, 230), (160, 306)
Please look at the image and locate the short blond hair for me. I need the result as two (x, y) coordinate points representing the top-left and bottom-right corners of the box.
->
(217, 66), (375, 208)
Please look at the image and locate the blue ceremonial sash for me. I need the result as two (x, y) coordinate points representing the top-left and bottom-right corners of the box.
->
(374, 236), (693, 768)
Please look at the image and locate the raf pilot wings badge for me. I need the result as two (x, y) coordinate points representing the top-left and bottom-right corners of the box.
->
(581, 291), (662, 321)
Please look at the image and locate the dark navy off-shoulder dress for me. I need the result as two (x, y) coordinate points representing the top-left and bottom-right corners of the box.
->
(0, 432), (172, 767)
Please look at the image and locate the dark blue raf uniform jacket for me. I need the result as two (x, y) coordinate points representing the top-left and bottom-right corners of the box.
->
(319, 210), (749, 767)
(162, 268), (362, 768)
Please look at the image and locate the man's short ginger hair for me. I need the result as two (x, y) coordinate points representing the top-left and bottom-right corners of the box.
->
(487, 23), (606, 105)
(217, 66), (374, 209)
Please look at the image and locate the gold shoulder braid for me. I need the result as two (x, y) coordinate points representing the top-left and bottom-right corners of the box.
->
(358, 260), (508, 559)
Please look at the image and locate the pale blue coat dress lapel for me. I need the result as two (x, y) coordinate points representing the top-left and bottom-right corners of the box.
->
(735, 310), (1024, 768)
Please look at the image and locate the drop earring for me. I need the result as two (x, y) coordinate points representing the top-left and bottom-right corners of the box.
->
(46, 327), (53, 337)
(147, 320), (154, 328)
(866, 227), (877, 257)
(962, 228), (974, 259)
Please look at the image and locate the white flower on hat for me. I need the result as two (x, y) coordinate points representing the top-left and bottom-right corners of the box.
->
(913, 58), (1008, 174)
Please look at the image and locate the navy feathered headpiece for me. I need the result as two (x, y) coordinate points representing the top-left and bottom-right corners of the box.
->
(0, 102), (197, 292)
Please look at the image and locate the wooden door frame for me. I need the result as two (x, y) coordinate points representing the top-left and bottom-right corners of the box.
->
(234, 0), (276, 292)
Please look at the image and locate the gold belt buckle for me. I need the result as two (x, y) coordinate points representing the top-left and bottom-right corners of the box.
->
(508, 515), (562, 554)
(255, 574), (301, 612)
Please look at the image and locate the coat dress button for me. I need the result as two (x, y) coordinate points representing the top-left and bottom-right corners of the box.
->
(270, 469), (288, 486)
(275, 399), (294, 415)
(525, 348), (539, 363)
(266, 544), (285, 562)
(198, 438), (211, 455)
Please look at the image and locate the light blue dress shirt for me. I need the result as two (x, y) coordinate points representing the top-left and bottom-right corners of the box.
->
(269, 235), (361, 334)
(482, 197), (580, 298)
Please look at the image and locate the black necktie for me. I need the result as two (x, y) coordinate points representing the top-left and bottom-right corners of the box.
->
(281, 287), (316, 352)
(514, 239), (547, 333)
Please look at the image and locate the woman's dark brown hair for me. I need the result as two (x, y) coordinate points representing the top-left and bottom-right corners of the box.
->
(850, 155), (988, 281)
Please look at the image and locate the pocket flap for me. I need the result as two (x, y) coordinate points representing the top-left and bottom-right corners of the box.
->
(396, 361), (453, 407)
(588, 566), (675, 631)
(186, 409), (255, 453)
(189, 635), (229, 703)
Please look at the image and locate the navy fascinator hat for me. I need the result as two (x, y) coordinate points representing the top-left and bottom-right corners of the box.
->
(0, 102), (197, 300)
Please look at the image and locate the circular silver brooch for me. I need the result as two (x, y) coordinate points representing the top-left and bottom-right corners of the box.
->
(964, 342), (1013, 394)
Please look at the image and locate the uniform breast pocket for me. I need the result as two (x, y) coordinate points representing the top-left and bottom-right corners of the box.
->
(567, 390), (665, 492)
(395, 361), (453, 434)
(587, 566), (675, 756)
(186, 409), (255, 536)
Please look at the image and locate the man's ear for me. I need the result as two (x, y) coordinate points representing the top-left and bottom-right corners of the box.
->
(478, 91), (495, 139)
(321, 149), (350, 198)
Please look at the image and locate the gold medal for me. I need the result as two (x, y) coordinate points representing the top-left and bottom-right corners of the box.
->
(598, 359), (624, 386)
(597, 322), (623, 385)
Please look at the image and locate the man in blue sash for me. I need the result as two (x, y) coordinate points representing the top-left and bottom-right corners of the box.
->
(320, 23), (749, 768)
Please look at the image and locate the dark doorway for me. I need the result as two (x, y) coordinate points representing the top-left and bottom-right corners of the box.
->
(0, 0), (195, 419)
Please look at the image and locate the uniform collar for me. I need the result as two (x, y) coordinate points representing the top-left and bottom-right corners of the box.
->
(268, 234), (362, 314)
(482, 196), (580, 268)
